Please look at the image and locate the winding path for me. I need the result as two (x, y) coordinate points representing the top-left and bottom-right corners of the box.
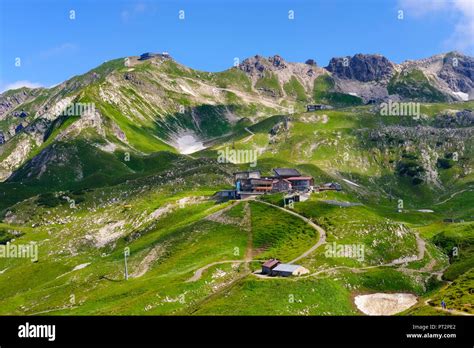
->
(183, 199), (469, 316)
(424, 299), (473, 316)
(185, 199), (327, 282)
(434, 188), (473, 206)
(186, 200), (435, 286)
(185, 260), (263, 283)
(253, 229), (429, 280)
(186, 201), (258, 282)
(257, 200), (327, 264)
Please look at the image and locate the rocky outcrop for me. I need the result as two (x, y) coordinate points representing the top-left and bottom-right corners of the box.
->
(236, 52), (472, 102)
(368, 125), (473, 186)
(438, 53), (474, 93)
(399, 52), (474, 101)
(238, 55), (266, 75)
(238, 55), (287, 76)
(326, 54), (395, 82)
(0, 89), (37, 119)
(268, 55), (287, 69)
(0, 135), (33, 181)
(434, 109), (474, 128)
(123, 72), (144, 85)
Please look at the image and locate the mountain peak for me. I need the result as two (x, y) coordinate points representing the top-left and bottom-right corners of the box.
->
(325, 53), (395, 82)
(238, 54), (288, 75)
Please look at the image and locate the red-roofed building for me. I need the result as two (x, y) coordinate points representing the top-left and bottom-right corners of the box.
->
(286, 176), (314, 192)
(262, 259), (281, 274)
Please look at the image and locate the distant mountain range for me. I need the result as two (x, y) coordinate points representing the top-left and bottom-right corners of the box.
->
(0, 51), (472, 182)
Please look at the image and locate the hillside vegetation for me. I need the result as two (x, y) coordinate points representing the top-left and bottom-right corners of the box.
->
(0, 53), (472, 316)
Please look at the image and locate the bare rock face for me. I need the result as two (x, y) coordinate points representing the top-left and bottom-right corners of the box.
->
(326, 54), (395, 82)
(238, 55), (287, 76)
(438, 53), (474, 93)
(6, 141), (80, 183)
(238, 55), (265, 75)
(0, 89), (35, 119)
(123, 72), (144, 85)
(267, 55), (287, 69)
(0, 135), (34, 181)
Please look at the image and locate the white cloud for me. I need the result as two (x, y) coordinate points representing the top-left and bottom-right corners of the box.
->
(1, 80), (43, 93)
(398, 0), (474, 52)
(449, 0), (474, 51)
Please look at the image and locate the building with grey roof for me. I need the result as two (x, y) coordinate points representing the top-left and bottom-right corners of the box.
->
(273, 168), (301, 178)
(270, 263), (309, 277)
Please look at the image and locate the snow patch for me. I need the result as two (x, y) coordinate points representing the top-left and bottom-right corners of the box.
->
(72, 262), (91, 271)
(173, 133), (205, 154)
(453, 91), (469, 101)
(355, 293), (417, 315)
(342, 178), (361, 187)
(56, 262), (91, 279)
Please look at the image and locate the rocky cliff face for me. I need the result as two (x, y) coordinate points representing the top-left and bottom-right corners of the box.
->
(238, 55), (267, 76)
(236, 53), (473, 102)
(438, 54), (474, 93)
(238, 54), (289, 77)
(0, 89), (40, 119)
(399, 52), (474, 100)
(326, 54), (395, 82)
(237, 54), (326, 99)
(324, 52), (474, 102)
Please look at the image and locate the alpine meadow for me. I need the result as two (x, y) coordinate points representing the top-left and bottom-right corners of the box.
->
(0, 0), (473, 321)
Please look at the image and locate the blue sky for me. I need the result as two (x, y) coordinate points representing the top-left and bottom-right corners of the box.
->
(0, 0), (472, 92)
